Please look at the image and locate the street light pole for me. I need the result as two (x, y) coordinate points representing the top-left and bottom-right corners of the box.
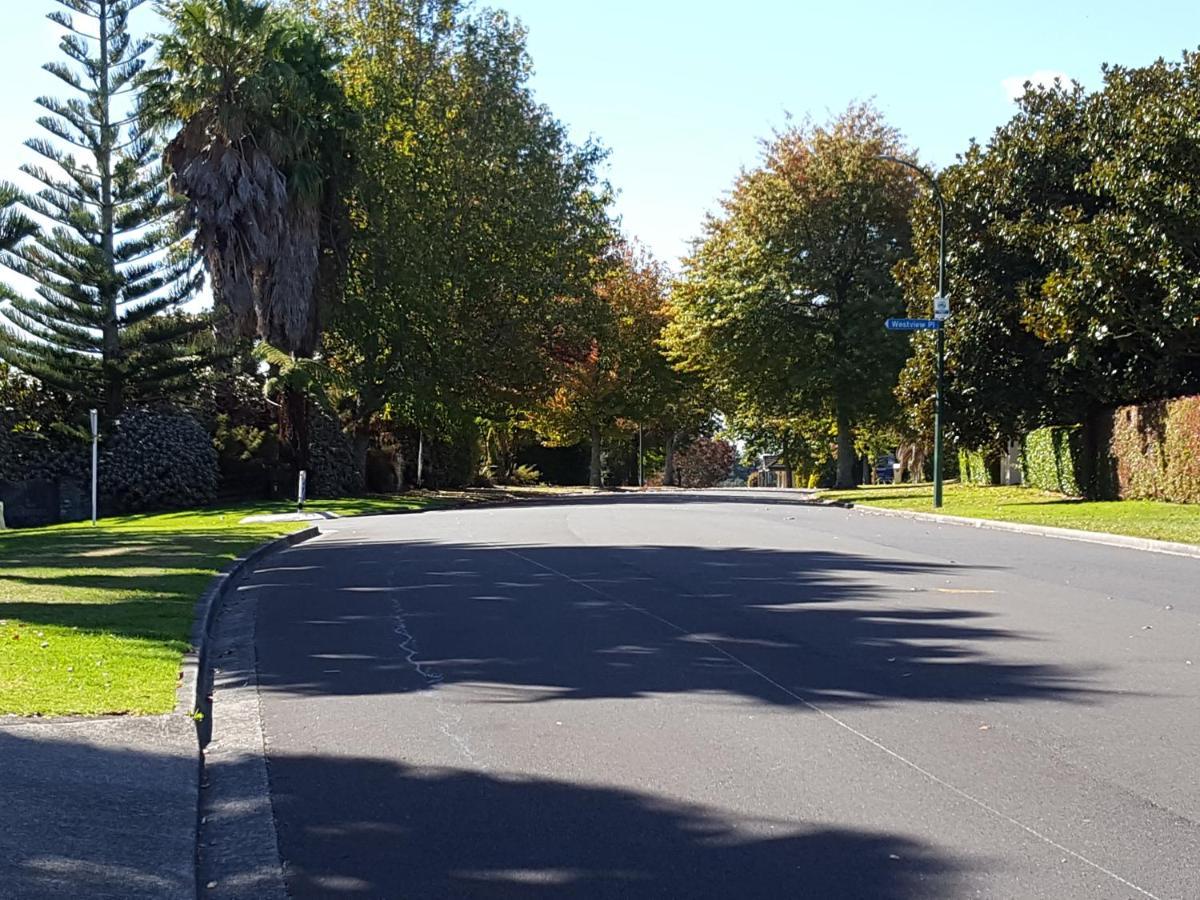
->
(878, 155), (946, 509)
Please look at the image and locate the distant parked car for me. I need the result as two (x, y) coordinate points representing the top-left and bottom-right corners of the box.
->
(874, 453), (898, 484)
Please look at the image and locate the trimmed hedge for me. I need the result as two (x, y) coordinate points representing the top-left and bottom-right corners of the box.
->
(958, 449), (994, 485)
(1111, 397), (1200, 504)
(1021, 426), (1083, 496)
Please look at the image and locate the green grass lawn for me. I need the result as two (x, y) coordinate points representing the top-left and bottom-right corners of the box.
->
(0, 495), (443, 717)
(820, 482), (1200, 545)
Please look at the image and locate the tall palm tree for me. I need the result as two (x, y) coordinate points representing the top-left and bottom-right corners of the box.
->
(140, 0), (350, 357)
(142, 0), (351, 471)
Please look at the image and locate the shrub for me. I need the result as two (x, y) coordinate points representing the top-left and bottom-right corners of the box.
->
(307, 404), (363, 498)
(1021, 427), (1083, 496)
(507, 464), (541, 486)
(1111, 396), (1200, 504)
(957, 449), (994, 485)
(99, 409), (218, 513)
(746, 470), (762, 488)
(675, 437), (735, 488)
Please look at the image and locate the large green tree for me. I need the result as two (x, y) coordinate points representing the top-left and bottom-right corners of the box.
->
(0, 0), (205, 419)
(896, 84), (1093, 453)
(302, 0), (611, 471)
(900, 56), (1200, 486)
(667, 105), (916, 487)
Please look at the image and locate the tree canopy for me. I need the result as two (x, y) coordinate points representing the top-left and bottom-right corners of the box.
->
(0, 0), (206, 420)
(666, 104), (916, 487)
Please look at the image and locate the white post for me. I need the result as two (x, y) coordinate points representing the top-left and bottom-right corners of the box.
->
(638, 425), (643, 487)
(89, 409), (98, 526)
(417, 431), (424, 487)
(297, 470), (307, 512)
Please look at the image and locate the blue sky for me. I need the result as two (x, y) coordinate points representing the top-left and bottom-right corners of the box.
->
(1, 1), (1197, 271)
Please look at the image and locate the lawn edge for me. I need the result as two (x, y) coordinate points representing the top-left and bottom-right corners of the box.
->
(828, 500), (1200, 559)
(178, 525), (322, 731)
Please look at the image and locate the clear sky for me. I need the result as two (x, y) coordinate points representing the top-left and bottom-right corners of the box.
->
(1, 1), (1198, 272)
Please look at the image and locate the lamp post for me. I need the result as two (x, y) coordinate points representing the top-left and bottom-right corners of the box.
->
(878, 155), (946, 509)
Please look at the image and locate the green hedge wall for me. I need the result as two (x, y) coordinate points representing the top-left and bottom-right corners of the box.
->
(958, 449), (995, 485)
(1021, 426), (1083, 496)
(1111, 397), (1200, 504)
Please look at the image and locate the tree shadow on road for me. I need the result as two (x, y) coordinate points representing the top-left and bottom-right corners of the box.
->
(251, 538), (1107, 710)
(0, 724), (196, 900)
(220, 750), (970, 899)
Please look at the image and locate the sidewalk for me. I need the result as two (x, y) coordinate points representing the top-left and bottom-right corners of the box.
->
(0, 527), (320, 900)
(0, 715), (197, 899)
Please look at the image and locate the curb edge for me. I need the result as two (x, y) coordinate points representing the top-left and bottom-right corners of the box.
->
(176, 525), (322, 736)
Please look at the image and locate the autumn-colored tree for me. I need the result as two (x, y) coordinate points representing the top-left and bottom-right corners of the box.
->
(674, 437), (735, 488)
(667, 105), (916, 488)
(532, 242), (675, 487)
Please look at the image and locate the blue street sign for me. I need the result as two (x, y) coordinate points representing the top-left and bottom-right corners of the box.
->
(885, 318), (941, 331)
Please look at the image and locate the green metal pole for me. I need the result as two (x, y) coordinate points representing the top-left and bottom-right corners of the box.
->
(934, 186), (946, 509)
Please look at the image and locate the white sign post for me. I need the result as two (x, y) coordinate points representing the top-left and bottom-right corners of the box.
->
(933, 294), (950, 322)
(297, 470), (308, 512)
(89, 409), (98, 526)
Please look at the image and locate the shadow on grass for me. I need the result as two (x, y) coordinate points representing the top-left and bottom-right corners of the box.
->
(0, 530), (277, 645)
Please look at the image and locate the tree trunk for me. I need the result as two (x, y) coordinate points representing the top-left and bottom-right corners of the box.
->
(1080, 406), (1115, 500)
(663, 432), (677, 487)
(589, 423), (603, 488)
(97, 2), (121, 417)
(835, 404), (857, 489)
(352, 429), (370, 490)
(278, 387), (310, 477)
(391, 442), (407, 492)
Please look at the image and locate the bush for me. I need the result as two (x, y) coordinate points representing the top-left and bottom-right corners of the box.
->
(957, 449), (994, 485)
(675, 437), (735, 488)
(507, 464), (541, 486)
(307, 404), (363, 498)
(746, 470), (762, 487)
(100, 409), (218, 513)
(1111, 396), (1200, 504)
(1021, 427), (1083, 496)
(209, 370), (287, 501)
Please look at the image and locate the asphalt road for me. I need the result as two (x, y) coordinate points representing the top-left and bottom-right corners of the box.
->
(243, 493), (1200, 898)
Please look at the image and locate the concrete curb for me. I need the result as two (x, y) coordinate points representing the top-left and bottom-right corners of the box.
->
(176, 525), (322, 742)
(830, 500), (1200, 560)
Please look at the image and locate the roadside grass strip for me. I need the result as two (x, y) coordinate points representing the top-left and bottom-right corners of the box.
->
(0, 496), (443, 717)
(821, 483), (1200, 546)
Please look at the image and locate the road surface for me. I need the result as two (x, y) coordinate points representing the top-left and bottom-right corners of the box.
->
(238, 493), (1200, 898)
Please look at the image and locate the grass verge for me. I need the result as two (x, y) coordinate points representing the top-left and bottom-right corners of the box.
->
(820, 482), (1200, 546)
(0, 495), (449, 717)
